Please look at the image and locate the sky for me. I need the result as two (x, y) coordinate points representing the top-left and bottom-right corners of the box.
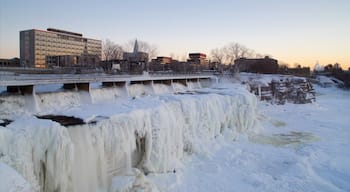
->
(0, 0), (349, 68)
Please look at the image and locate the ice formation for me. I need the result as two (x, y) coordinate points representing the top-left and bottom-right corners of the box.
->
(0, 162), (33, 192)
(0, 81), (260, 192)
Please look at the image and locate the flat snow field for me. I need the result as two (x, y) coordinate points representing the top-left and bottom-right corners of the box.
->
(147, 85), (350, 192)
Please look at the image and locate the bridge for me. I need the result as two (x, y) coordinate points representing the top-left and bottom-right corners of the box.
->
(0, 73), (214, 95)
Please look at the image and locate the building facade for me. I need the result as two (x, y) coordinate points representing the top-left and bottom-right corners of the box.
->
(149, 57), (173, 71)
(188, 53), (207, 65)
(20, 28), (101, 68)
(151, 56), (172, 65)
(234, 56), (278, 74)
(186, 53), (209, 71)
(123, 40), (149, 63)
(123, 40), (149, 73)
(0, 58), (20, 67)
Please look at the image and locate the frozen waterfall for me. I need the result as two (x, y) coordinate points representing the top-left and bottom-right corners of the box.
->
(0, 83), (260, 192)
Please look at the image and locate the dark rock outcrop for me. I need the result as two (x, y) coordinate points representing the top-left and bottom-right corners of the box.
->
(36, 115), (85, 126)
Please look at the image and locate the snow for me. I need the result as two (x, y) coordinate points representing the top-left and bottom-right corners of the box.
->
(315, 75), (344, 87)
(239, 72), (304, 86)
(0, 75), (349, 192)
(111, 169), (160, 192)
(0, 80), (259, 191)
(0, 162), (32, 192)
(147, 85), (350, 192)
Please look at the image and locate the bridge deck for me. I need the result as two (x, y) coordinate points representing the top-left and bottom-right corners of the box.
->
(0, 74), (213, 87)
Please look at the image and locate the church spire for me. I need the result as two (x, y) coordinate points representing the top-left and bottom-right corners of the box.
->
(133, 39), (139, 54)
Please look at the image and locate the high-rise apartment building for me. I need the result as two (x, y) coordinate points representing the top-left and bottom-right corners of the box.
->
(20, 28), (101, 68)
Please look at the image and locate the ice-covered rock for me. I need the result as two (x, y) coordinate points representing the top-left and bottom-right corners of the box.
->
(242, 73), (316, 104)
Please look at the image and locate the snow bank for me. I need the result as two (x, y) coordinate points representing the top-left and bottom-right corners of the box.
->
(0, 119), (73, 192)
(314, 75), (344, 88)
(0, 162), (32, 192)
(0, 83), (260, 192)
(110, 169), (160, 192)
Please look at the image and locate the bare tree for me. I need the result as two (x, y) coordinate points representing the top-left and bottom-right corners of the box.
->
(210, 48), (226, 64)
(211, 42), (263, 65)
(102, 39), (124, 61)
(124, 39), (158, 61)
(224, 42), (251, 64)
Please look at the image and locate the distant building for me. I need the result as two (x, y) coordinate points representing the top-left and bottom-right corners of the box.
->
(234, 56), (278, 74)
(123, 40), (149, 73)
(151, 56), (172, 65)
(188, 53), (207, 65)
(100, 59), (130, 73)
(20, 28), (101, 68)
(279, 66), (311, 77)
(169, 61), (193, 72)
(123, 40), (149, 63)
(185, 53), (209, 71)
(149, 57), (173, 71)
(0, 58), (20, 67)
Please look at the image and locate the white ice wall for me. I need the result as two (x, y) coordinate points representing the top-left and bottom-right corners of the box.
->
(0, 84), (260, 192)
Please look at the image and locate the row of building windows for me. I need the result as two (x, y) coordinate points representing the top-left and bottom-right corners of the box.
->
(35, 45), (84, 52)
(34, 45), (100, 54)
(36, 31), (80, 41)
(35, 32), (101, 45)
(34, 41), (101, 50)
(35, 47), (83, 53)
(35, 39), (84, 46)
(34, 49), (100, 55)
(35, 52), (101, 57)
(35, 43), (84, 49)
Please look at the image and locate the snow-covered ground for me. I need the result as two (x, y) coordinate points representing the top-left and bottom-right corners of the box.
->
(147, 85), (350, 192)
(0, 76), (349, 192)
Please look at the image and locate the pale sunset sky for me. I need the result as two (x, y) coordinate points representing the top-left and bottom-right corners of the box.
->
(0, 0), (349, 69)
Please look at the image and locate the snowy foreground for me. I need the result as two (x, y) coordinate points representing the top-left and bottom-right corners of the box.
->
(0, 78), (350, 192)
(149, 85), (350, 192)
